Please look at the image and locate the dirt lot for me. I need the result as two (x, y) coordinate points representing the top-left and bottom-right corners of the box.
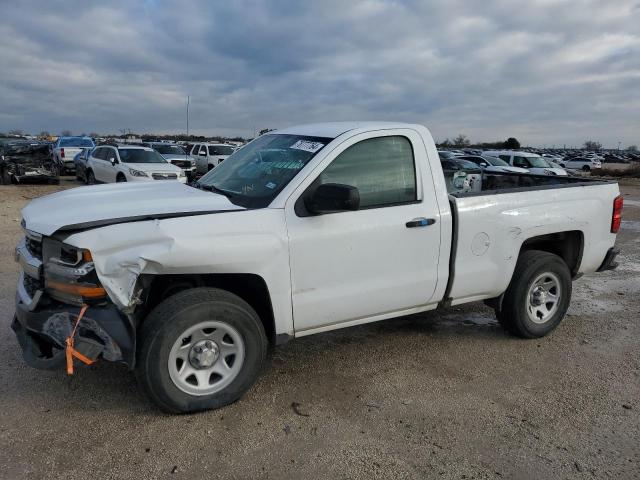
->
(0, 178), (638, 479)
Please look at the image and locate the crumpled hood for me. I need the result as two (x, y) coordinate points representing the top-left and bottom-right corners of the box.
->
(22, 181), (245, 236)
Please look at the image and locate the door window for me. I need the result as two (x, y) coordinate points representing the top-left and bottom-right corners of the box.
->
(513, 156), (531, 168)
(315, 136), (416, 209)
(93, 147), (106, 160)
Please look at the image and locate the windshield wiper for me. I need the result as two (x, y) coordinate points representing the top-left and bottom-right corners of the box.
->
(198, 183), (234, 198)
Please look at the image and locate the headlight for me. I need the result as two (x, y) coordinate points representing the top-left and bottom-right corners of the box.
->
(43, 241), (106, 305)
(129, 168), (148, 177)
(178, 171), (185, 177)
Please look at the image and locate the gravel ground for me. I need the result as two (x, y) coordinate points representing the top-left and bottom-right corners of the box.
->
(0, 178), (638, 480)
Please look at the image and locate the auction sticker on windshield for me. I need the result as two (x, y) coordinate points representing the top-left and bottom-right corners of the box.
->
(290, 140), (324, 153)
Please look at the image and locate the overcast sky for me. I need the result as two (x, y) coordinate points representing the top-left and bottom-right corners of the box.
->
(1, 0), (638, 147)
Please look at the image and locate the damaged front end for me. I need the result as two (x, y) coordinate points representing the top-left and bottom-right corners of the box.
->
(1, 143), (58, 185)
(12, 229), (135, 370)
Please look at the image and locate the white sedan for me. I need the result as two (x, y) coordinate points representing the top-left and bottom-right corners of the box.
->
(86, 145), (186, 184)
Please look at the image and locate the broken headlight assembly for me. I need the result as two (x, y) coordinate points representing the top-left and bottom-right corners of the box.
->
(42, 239), (107, 306)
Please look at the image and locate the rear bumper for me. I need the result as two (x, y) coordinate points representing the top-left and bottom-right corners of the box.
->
(12, 287), (136, 370)
(596, 247), (619, 272)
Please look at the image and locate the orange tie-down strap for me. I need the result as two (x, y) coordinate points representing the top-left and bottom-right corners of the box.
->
(65, 304), (96, 375)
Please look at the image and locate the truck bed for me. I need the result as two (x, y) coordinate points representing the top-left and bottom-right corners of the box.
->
(443, 174), (619, 306)
(448, 170), (614, 197)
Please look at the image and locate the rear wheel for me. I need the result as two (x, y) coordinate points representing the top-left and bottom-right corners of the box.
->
(495, 250), (571, 338)
(135, 288), (268, 413)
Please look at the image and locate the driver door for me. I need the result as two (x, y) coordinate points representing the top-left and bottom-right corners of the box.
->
(285, 129), (442, 333)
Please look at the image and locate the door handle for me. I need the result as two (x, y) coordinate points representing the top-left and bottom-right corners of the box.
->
(406, 217), (436, 228)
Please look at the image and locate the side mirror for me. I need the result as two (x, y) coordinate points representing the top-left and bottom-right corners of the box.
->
(109, 157), (117, 165)
(480, 162), (487, 167)
(305, 183), (360, 215)
(199, 151), (207, 156)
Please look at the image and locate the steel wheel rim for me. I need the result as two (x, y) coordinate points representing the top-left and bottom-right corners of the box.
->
(168, 320), (245, 396)
(527, 272), (561, 324)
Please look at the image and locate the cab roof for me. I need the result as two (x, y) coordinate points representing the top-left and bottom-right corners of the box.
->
(274, 122), (421, 139)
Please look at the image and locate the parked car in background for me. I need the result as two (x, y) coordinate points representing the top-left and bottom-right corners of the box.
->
(0, 142), (57, 184)
(563, 157), (602, 172)
(484, 151), (568, 176)
(52, 137), (95, 175)
(144, 143), (197, 181)
(73, 147), (93, 182)
(85, 145), (186, 184)
(457, 155), (529, 173)
(190, 143), (235, 174)
(438, 150), (460, 160)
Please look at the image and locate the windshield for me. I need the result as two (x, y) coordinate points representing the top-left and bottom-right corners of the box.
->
(118, 149), (167, 163)
(153, 144), (186, 155)
(527, 156), (552, 168)
(483, 156), (510, 166)
(209, 145), (234, 156)
(438, 151), (456, 159)
(60, 137), (94, 148)
(197, 134), (331, 208)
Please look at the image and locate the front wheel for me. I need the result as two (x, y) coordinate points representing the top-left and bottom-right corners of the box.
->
(135, 288), (268, 413)
(495, 250), (572, 338)
(86, 170), (95, 185)
(582, 165), (591, 172)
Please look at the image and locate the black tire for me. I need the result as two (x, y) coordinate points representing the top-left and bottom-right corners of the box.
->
(116, 173), (126, 182)
(86, 169), (95, 185)
(207, 164), (213, 171)
(495, 250), (572, 338)
(51, 162), (60, 178)
(1, 167), (11, 185)
(582, 165), (590, 172)
(135, 288), (268, 413)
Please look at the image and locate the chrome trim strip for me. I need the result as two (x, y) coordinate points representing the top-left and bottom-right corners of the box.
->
(16, 272), (42, 311)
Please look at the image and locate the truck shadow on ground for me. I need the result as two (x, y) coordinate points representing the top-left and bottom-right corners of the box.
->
(7, 302), (507, 415)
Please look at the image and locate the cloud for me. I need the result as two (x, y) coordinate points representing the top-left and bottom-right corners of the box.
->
(0, 0), (638, 146)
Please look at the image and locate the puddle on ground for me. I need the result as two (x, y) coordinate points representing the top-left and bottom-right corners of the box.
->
(621, 220), (640, 232)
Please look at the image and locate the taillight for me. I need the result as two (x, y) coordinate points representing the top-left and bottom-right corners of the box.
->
(611, 195), (623, 233)
(60, 148), (65, 158)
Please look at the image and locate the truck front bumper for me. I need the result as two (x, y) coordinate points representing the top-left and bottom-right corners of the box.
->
(12, 280), (136, 370)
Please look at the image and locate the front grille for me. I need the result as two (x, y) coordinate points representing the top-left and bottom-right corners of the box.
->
(152, 173), (178, 180)
(23, 274), (43, 297)
(171, 160), (192, 168)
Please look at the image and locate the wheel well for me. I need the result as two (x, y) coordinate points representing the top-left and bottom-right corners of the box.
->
(520, 231), (583, 277)
(139, 273), (276, 343)
(116, 172), (126, 180)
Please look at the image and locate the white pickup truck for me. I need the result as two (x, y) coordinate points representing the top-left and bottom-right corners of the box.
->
(13, 122), (623, 413)
(51, 136), (95, 175)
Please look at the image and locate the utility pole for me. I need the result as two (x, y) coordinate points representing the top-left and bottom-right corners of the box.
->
(186, 96), (190, 139)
